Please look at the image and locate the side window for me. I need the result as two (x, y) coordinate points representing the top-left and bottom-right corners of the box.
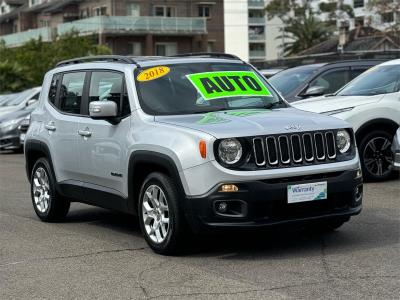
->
(350, 67), (369, 81)
(309, 68), (350, 94)
(89, 71), (131, 117)
(48, 74), (61, 105)
(59, 72), (86, 114)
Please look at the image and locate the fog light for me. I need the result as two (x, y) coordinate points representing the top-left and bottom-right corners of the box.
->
(217, 202), (228, 213)
(356, 168), (362, 179)
(355, 185), (363, 202)
(220, 184), (239, 192)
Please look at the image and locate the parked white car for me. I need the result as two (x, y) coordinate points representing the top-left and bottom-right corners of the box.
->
(293, 59), (400, 181)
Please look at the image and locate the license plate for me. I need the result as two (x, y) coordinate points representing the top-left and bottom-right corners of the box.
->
(287, 181), (327, 204)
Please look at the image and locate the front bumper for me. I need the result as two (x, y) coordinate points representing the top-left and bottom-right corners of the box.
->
(184, 169), (362, 232)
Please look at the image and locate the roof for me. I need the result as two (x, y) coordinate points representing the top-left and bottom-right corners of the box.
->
(299, 26), (400, 56)
(380, 59), (400, 66)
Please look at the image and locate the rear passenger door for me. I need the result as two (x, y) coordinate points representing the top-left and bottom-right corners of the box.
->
(45, 71), (88, 182)
(76, 70), (131, 196)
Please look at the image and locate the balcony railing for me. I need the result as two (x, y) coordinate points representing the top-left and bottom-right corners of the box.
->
(248, 17), (265, 24)
(249, 33), (265, 41)
(58, 16), (207, 36)
(0, 27), (52, 47)
(248, 0), (265, 8)
(249, 50), (265, 58)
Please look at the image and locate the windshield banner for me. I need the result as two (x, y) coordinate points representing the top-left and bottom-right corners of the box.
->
(186, 71), (271, 100)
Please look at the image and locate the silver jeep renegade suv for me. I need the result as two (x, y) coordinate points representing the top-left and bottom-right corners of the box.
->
(25, 54), (362, 254)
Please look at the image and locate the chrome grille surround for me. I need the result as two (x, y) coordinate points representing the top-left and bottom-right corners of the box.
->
(251, 130), (341, 168)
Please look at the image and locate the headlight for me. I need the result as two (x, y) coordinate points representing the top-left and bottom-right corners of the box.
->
(321, 107), (354, 116)
(336, 130), (351, 153)
(218, 138), (243, 165)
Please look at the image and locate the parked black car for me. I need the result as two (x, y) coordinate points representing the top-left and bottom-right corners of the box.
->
(269, 60), (386, 102)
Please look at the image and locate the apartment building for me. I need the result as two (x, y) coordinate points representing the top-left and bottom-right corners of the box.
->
(264, 0), (400, 60)
(0, 0), (225, 56)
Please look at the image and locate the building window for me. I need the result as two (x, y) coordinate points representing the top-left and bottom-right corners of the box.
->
(127, 3), (140, 16)
(155, 43), (177, 56)
(39, 20), (49, 27)
(80, 8), (90, 19)
(381, 12), (394, 23)
(353, 0), (364, 8)
(207, 41), (214, 52)
(94, 6), (107, 16)
(198, 5), (210, 18)
(154, 6), (175, 17)
(128, 42), (142, 56)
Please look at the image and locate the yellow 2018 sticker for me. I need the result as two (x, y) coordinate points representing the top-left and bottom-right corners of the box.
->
(137, 66), (170, 82)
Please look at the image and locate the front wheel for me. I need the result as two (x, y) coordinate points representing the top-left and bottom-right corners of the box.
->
(359, 130), (394, 182)
(138, 172), (188, 255)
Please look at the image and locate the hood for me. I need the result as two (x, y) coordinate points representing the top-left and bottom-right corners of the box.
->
(0, 105), (19, 116)
(155, 108), (350, 139)
(292, 94), (384, 113)
(0, 105), (35, 123)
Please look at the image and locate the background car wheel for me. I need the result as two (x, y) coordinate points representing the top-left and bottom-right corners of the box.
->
(31, 158), (70, 222)
(359, 130), (394, 182)
(138, 172), (188, 255)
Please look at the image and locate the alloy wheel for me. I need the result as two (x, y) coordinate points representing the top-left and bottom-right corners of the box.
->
(32, 167), (51, 213)
(142, 184), (170, 244)
(363, 137), (393, 177)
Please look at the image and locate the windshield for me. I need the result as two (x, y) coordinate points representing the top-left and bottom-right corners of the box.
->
(0, 90), (33, 107)
(135, 63), (285, 115)
(337, 65), (400, 96)
(269, 65), (320, 98)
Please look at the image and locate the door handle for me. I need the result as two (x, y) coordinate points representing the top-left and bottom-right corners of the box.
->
(45, 123), (56, 131)
(78, 130), (92, 137)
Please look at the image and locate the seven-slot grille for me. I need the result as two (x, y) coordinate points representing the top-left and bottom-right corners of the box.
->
(252, 131), (337, 168)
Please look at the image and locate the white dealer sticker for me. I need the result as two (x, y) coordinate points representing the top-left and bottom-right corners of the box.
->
(287, 181), (327, 204)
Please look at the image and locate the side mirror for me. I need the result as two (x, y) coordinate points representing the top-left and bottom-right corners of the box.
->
(26, 99), (38, 106)
(89, 101), (118, 120)
(304, 85), (325, 97)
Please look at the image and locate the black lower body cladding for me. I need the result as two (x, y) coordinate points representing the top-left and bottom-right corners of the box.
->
(184, 170), (362, 232)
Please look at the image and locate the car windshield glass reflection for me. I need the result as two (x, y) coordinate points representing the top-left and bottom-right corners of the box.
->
(0, 90), (33, 107)
(337, 65), (400, 96)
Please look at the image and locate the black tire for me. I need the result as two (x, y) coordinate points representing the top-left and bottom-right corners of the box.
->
(31, 158), (70, 222)
(358, 130), (394, 182)
(138, 172), (188, 255)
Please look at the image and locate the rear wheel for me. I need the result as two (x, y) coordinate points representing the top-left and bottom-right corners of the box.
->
(138, 172), (188, 255)
(31, 158), (70, 222)
(359, 130), (394, 181)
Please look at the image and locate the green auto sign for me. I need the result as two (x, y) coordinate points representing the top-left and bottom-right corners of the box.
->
(187, 71), (271, 101)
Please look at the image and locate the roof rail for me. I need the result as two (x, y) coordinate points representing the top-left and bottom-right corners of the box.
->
(170, 52), (242, 61)
(56, 55), (138, 67)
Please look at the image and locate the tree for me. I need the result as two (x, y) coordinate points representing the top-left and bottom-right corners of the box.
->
(278, 14), (332, 56)
(0, 31), (111, 93)
(266, 1), (333, 56)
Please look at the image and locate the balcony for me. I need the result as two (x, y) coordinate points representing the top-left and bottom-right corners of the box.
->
(58, 16), (207, 36)
(249, 33), (265, 41)
(0, 27), (52, 47)
(248, 0), (265, 9)
(248, 17), (265, 25)
(249, 50), (265, 58)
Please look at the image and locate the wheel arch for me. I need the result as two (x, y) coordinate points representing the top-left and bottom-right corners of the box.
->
(355, 118), (399, 145)
(127, 151), (186, 215)
(25, 140), (55, 182)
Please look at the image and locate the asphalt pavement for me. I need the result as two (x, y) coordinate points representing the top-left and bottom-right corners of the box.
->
(0, 153), (399, 299)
